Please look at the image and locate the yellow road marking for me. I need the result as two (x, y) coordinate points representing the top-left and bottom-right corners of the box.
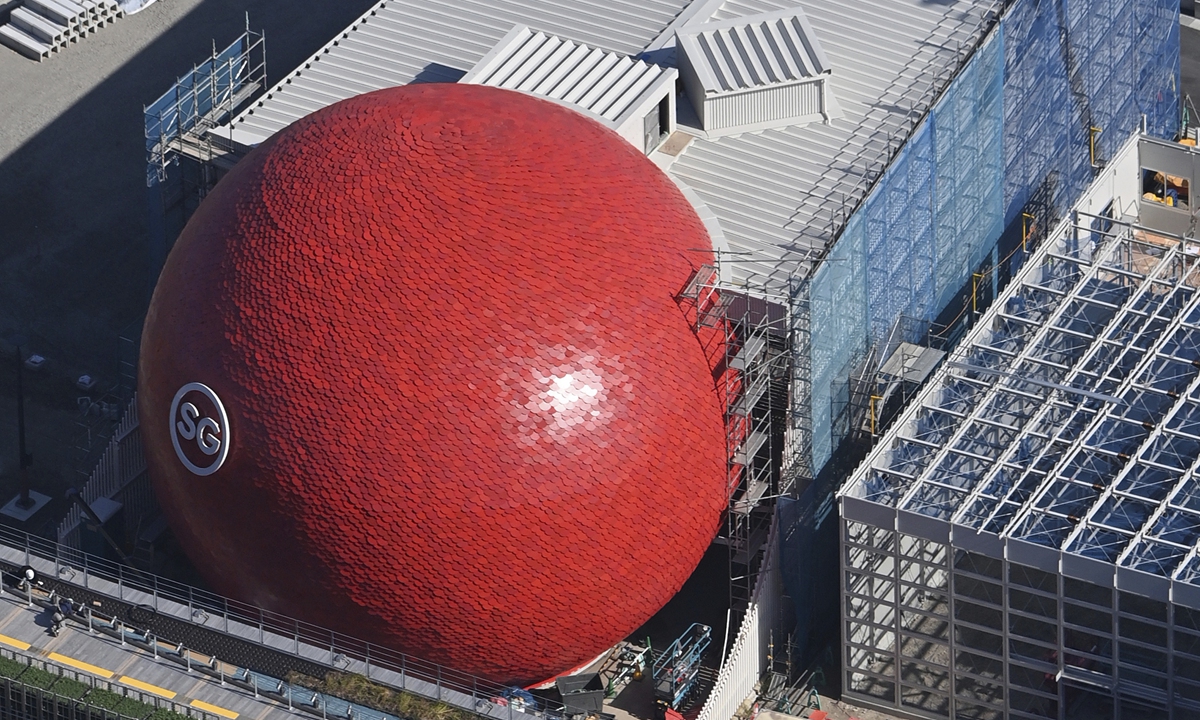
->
(190, 699), (239, 719)
(119, 676), (176, 699)
(47, 653), (113, 678)
(0, 634), (30, 651)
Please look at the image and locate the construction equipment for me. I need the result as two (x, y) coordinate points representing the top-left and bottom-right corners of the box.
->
(599, 641), (651, 697)
(652, 624), (711, 714)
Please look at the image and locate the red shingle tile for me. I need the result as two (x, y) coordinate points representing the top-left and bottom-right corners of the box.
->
(140, 83), (726, 686)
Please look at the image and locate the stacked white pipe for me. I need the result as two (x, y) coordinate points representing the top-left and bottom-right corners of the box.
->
(0, 0), (123, 61)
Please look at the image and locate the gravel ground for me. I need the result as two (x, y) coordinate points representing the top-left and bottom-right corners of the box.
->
(0, 0), (376, 525)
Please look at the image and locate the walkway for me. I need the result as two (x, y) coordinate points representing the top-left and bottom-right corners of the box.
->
(0, 589), (295, 720)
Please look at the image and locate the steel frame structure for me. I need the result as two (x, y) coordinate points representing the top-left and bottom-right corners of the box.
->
(839, 134), (1200, 720)
(676, 263), (796, 612)
(144, 23), (266, 187)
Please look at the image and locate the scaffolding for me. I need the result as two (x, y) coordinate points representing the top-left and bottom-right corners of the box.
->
(144, 21), (265, 291)
(676, 262), (796, 613)
(851, 318), (946, 442)
(144, 20), (265, 186)
(800, 0), (1179, 484)
(840, 133), (1200, 720)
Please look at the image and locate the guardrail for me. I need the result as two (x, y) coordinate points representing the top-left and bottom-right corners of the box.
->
(0, 523), (564, 720)
(0, 643), (215, 720)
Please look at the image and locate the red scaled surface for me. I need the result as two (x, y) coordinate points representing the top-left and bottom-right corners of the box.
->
(139, 83), (727, 685)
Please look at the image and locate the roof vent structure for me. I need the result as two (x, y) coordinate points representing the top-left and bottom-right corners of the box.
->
(461, 25), (678, 155)
(676, 8), (838, 137)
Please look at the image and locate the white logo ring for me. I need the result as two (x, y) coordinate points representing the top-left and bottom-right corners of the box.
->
(169, 382), (230, 476)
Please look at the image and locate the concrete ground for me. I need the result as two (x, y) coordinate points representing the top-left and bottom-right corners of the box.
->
(0, 0), (378, 526)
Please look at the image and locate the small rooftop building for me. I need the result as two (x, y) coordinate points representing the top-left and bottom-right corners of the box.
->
(460, 25), (678, 154)
(675, 7), (838, 136)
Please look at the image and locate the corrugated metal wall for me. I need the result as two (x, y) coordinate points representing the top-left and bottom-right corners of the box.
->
(702, 81), (823, 132)
(805, 0), (1180, 476)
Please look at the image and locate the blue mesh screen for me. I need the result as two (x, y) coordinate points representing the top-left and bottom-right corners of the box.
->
(805, 0), (1179, 476)
(145, 34), (252, 172)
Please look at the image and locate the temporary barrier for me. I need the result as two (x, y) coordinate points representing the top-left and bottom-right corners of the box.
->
(694, 516), (782, 720)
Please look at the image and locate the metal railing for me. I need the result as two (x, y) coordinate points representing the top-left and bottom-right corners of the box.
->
(0, 643), (216, 720)
(58, 396), (143, 547)
(0, 524), (564, 720)
(144, 24), (266, 185)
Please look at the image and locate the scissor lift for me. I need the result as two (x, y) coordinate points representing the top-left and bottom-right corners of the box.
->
(652, 624), (712, 715)
(600, 641), (652, 697)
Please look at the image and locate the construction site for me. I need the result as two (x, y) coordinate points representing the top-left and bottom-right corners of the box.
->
(0, 0), (1192, 719)
(843, 132), (1200, 719)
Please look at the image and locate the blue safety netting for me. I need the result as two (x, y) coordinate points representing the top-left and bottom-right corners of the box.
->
(806, 0), (1179, 475)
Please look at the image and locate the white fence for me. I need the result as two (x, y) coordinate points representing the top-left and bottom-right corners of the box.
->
(58, 394), (144, 547)
(697, 517), (783, 720)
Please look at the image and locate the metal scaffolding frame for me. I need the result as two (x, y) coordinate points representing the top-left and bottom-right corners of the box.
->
(857, 206), (1200, 571)
(676, 262), (797, 612)
(838, 134), (1200, 720)
(144, 21), (266, 187)
(144, 21), (266, 298)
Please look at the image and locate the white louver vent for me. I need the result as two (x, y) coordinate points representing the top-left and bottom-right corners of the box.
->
(676, 7), (840, 137)
(461, 25), (679, 154)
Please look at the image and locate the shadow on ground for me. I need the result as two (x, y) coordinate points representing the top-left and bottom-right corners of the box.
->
(0, 0), (377, 515)
(631, 543), (730, 661)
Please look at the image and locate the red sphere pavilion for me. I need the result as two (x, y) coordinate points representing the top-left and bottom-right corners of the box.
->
(139, 83), (727, 685)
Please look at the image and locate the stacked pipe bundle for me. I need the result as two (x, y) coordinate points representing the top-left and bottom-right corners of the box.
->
(0, 0), (123, 61)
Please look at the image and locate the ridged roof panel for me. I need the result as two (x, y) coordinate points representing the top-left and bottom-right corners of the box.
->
(461, 26), (667, 122)
(677, 7), (830, 95)
(225, 0), (689, 145)
(221, 0), (996, 289)
(670, 0), (994, 287)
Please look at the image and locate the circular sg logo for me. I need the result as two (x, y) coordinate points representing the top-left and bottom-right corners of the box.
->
(169, 382), (230, 476)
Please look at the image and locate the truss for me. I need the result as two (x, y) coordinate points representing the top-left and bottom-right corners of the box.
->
(849, 197), (1200, 582)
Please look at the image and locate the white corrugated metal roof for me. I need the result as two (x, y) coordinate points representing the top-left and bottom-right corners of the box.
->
(675, 8), (830, 96)
(669, 0), (993, 287)
(460, 25), (668, 124)
(222, 0), (691, 146)
(219, 0), (996, 289)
